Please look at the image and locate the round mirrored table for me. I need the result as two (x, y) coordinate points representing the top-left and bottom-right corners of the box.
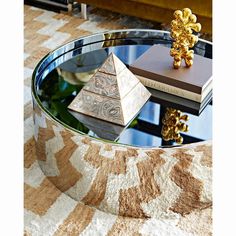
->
(31, 30), (212, 222)
(33, 29), (212, 148)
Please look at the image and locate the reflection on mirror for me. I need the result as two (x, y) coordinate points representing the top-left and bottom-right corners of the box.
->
(37, 45), (212, 147)
(161, 108), (189, 144)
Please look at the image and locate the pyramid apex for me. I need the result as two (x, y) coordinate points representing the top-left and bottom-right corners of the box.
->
(109, 52), (121, 60)
(108, 52), (118, 61)
(98, 52), (126, 75)
(106, 52), (115, 58)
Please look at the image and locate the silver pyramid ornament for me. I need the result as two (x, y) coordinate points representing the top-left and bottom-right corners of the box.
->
(68, 53), (151, 126)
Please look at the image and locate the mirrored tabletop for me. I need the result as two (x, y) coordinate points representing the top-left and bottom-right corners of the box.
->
(33, 30), (212, 148)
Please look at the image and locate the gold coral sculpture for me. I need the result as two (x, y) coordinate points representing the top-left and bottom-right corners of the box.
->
(170, 8), (201, 69)
(161, 108), (189, 144)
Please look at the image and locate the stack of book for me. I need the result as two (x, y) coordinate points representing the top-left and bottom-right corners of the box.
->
(129, 45), (212, 109)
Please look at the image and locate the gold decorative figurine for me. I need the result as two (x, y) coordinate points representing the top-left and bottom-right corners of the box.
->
(170, 8), (201, 69)
(161, 108), (189, 144)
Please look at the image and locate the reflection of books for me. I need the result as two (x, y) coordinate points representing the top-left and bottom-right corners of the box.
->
(149, 88), (212, 115)
(129, 45), (212, 102)
(68, 111), (127, 141)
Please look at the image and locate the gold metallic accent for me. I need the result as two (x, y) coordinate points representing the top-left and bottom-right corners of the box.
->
(161, 108), (189, 144)
(170, 8), (201, 69)
(103, 32), (127, 48)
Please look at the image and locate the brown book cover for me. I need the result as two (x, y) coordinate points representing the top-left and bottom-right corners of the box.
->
(129, 44), (212, 94)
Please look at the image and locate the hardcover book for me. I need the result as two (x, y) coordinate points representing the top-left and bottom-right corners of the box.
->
(129, 44), (212, 102)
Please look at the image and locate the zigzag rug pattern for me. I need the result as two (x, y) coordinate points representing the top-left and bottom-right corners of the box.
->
(24, 5), (212, 235)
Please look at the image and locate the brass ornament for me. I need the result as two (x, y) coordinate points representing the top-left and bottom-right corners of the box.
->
(161, 108), (189, 144)
(170, 8), (201, 69)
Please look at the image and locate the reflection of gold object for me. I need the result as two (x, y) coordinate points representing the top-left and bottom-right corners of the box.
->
(103, 32), (127, 48)
(170, 8), (201, 69)
(161, 108), (189, 144)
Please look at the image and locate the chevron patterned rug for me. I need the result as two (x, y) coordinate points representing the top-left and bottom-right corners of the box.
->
(24, 5), (212, 235)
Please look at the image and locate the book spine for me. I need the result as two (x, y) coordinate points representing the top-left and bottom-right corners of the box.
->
(136, 75), (202, 102)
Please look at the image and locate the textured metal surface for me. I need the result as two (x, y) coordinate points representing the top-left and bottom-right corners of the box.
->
(83, 71), (120, 98)
(98, 51), (126, 75)
(68, 53), (151, 126)
(69, 89), (125, 124)
(68, 82), (151, 126)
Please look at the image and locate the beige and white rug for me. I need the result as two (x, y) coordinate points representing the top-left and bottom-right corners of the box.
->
(24, 5), (212, 235)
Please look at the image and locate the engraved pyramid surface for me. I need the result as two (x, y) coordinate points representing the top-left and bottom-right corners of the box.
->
(69, 90), (126, 125)
(68, 53), (151, 126)
(83, 53), (140, 99)
(83, 71), (120, 98)
(98, 52), (126, 75)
